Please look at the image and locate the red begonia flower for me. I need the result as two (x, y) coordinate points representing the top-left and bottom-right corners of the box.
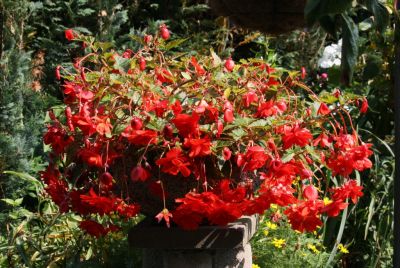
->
(156, 148), (191, 177)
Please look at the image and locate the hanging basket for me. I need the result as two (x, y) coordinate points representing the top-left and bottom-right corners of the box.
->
(208, 0), (306, 34)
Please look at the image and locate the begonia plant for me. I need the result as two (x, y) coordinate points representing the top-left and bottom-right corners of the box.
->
(42, 26), (372, 237)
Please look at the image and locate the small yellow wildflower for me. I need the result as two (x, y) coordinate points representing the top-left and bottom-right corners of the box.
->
(270, 204), (278, 210)
(271, 238), (286, 248)
(263, 229), (269, 236)
(252, 264), (261, 268)
(266, 221), (277, 230)
(307, 243), (320, 254)
(323, 197), (333, 205)
(338, 243), (349, 254)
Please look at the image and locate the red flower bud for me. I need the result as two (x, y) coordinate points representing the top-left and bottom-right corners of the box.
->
(130, 166), (150, 182)
(131, 117), (143, 130)
(65, 29), (75, 41)
(303, 185), (318, 201)
(100, 172), (113, 191)
(224, 109), (234, 123)
(55, 66), (61, 80)
(123, 49), (133, 58)
(139, 57), (146, 71)
(301, 67), (307, 79)
(144, 34), (153, 44)
(216, 120), (223, 137)
(321, 73), (328, 80)
(224, 57), (234, 72)
(163, 124), (174, 139)
(223, 147), (232, 160)
(236, 153), (245, 167)
(159, 24), (170, 40)
(360, 98), (368, 114)
(333, 88), (341, 98)
(65, 106), (74, 132)
(223, 101), (233, 111)
(317, 103), (330, 115)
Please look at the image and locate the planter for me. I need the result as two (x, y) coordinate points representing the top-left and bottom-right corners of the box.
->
(129, 215), (258, 268)
(208, 0), (306, 34)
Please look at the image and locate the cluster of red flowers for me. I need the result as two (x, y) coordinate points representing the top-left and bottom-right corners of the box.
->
(42, 26), (372, 237)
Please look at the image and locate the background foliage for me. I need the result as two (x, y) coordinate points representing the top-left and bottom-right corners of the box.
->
(0, 0), (394, 267)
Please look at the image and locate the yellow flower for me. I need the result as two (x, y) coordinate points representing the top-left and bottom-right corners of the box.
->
(271, 238), (286, 248)
(323, 197), (333, 205)
(270, 204), (278, 210)
(266, 221), (277, 230)
(263, 229), (269, 236)
(252, 264), (261, 268)
(307, 243), (320, 254)
(338, 243), (349, 254)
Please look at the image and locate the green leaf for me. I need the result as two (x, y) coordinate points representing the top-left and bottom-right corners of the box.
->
(3, 171), (41, 186)
(2, 198), (23, 207)
(94, 41), (114, 52)
(340, 13), (359, 85)
(232, 117), (255, 127)
(77, 8), (96, 17)
(210, 49), (222, 66)
(230, 128), (247, 141)
(281, 152), (295, 163)
(85, 246), (93, 260)
(181, 72), (191, 80)
(248, 119), (271, 128)
(114, 56), (131, 73)
(164, 38), (189, 51)
(365, 0), (390, 33)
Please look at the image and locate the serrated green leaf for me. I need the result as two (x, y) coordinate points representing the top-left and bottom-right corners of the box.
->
(210, 49), (222, 66)
(3, 171), (41, 186)
(114, 56), (131, 73)
(232, 117), (255, 127)
(181, 72), (191, 80)
(94, 41), (114, 52)
(77, 8), (96, 16)
(281, 153), (295, 163)
(319, 95), (338, 104)
(164, 38), (189, 50)
(2, 198), (23, 207)
(248, 119), (271, 128)
(230, 128), (247, 141)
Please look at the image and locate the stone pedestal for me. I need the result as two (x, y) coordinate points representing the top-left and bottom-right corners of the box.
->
(129, 216), (258, 268)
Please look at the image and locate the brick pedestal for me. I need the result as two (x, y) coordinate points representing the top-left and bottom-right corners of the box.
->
(129, 216), (258, 268)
